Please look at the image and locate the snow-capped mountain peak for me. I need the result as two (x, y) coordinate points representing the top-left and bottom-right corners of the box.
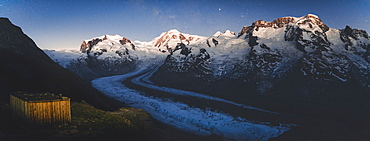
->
(212, 31), (223, 37)
(213, 30), (236, 37)
(152, 29), (207, 53)
(203, 30), (241, 48)
(294, 14), (328, 32)
(166, 29), (181, 34)
(80, 34), (136, 56)
(238, 14), (329, 40)
(223, 30), (236, 37)
(252, 14), (326, 30)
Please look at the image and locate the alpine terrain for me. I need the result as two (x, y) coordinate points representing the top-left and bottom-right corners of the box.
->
(46, 14), (370, 140)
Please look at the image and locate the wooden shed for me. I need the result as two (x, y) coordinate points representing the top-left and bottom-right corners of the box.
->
(10, 92), (71, 125)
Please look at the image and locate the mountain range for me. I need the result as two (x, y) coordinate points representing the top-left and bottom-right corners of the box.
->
(45, 14), (370, 140)
(48, 14), (369, 106)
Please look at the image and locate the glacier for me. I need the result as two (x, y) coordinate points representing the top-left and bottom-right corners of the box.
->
(91, 61), (291, 141)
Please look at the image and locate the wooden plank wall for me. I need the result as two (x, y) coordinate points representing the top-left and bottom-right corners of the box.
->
(10, 95), (71, 125)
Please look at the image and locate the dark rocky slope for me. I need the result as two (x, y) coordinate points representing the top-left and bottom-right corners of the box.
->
(0, 18), (120, 110)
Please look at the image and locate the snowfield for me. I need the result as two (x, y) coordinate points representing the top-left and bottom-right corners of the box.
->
(43, 49), (86, 68)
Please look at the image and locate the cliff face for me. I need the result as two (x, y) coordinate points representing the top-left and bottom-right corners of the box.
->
(0, 18), (118, 110)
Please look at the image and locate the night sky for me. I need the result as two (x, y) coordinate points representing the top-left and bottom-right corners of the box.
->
(1, 0), (369, 49)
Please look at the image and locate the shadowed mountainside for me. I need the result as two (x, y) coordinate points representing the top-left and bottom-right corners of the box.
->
(0, 18), (121, 110)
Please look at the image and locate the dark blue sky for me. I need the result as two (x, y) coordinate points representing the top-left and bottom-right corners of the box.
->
(1, 0), (369, 49)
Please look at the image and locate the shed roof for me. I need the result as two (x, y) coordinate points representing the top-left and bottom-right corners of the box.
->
(11, 92), (69, 102)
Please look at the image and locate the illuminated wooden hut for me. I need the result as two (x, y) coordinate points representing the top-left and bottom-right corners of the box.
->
(10, 92), (71, 125)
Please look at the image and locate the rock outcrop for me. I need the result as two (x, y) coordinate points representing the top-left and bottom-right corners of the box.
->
(163, 43), (211, 75)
